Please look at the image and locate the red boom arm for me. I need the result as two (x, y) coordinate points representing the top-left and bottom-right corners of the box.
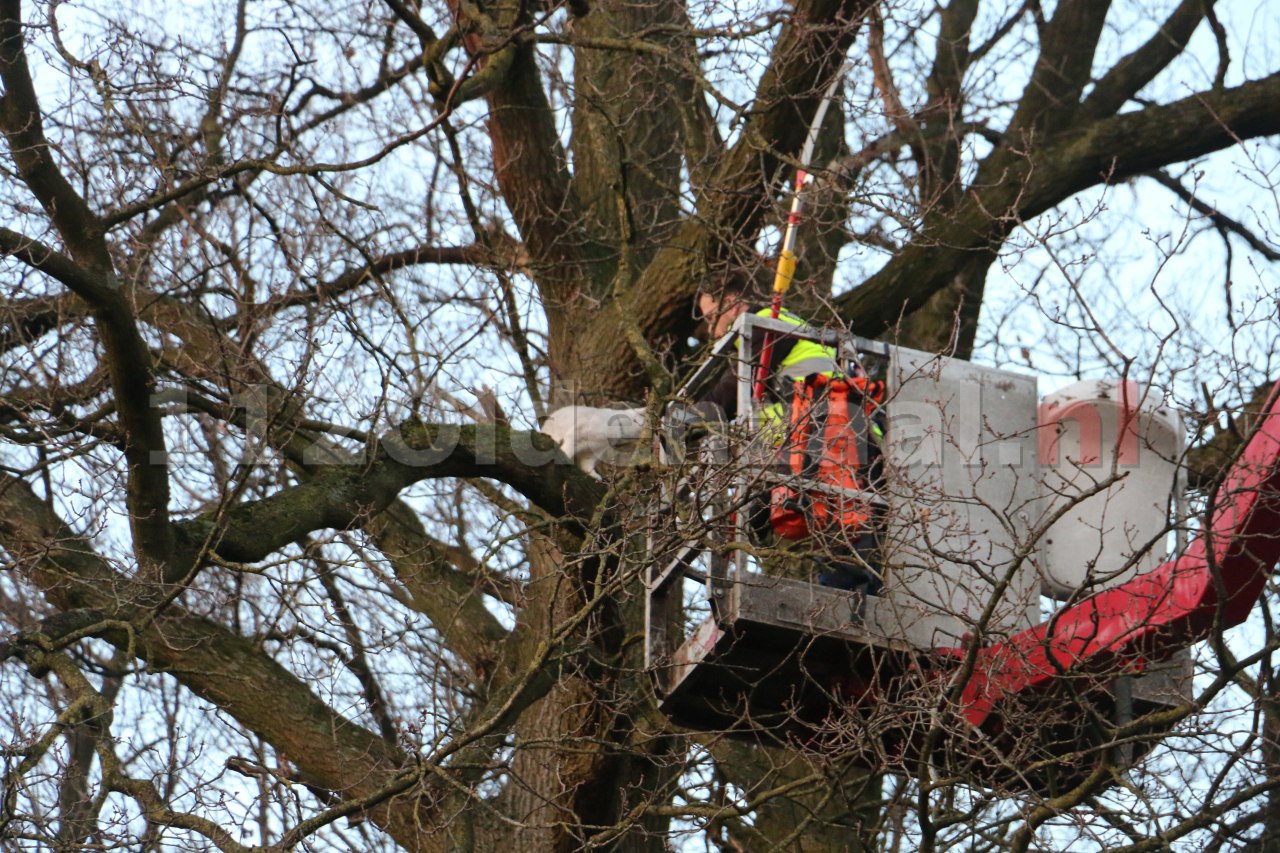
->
(959, 381), (1280, 727)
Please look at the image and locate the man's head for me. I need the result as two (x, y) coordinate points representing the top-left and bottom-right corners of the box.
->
(697, 269), (754, 339)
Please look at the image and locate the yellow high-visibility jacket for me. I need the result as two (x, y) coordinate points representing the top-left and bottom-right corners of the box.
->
(702, 307), (839, 431)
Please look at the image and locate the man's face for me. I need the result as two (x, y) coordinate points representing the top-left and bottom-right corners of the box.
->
(698, 292), (745, 339)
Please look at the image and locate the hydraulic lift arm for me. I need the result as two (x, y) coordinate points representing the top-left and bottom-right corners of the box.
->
(960, 381), (1280, 728)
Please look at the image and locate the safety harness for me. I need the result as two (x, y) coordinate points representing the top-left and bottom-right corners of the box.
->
(770, 374), (885, 540)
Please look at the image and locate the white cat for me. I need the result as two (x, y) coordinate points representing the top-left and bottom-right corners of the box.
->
(541, 405), (646, 478)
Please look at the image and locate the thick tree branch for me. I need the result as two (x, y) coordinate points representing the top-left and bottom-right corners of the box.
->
(697, 0), (874, 238)
(674, 56), (725, 193)
(1082, 0), (1216, 121)
(925, 0), (978, 114)
(0, 5), (174, 567)
(53, 671), (118, 849)
(175, 421), (604, 565)
(0, 229), (114, 302)
(1023, 72), (1280, 213)
(1007, 0), (1112, 137)
(0, 1), (107, 270)
(836, 72), (1280, 339)
(875, 0), (985, 352)
(569, 0), (688, 283)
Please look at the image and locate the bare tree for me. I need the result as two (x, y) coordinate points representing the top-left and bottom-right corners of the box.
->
(1, 0), (1278, 849)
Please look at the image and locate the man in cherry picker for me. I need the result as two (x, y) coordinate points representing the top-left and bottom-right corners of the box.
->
(682, 269), (886, 594)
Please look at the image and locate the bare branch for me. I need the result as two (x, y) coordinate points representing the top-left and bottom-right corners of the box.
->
(257, 238), (524, 316)
(1145, 170), (1280, 262)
